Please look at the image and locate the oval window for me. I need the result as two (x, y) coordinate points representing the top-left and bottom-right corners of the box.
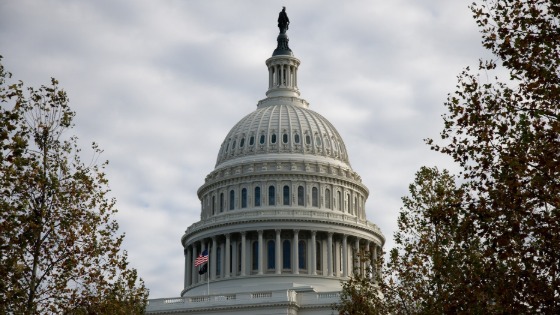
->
(282, 133), (288, 144)
(294, 134), (300, 143)
(271, 134), (277, 144)
(232, 140), (236, 149)
(315, 135), (321, 146)
(249, 136), (255, 146)
(305, 135), (311, 145)
(240, 138), (245, 148)
(260, 134), (265, 144)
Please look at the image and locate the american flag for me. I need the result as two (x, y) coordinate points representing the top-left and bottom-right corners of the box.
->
(194, 249), (209, 267)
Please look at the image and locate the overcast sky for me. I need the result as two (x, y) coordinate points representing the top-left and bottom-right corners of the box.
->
(1, 0), (488, 299)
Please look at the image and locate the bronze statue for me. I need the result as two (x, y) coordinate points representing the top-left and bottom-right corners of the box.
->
(278, 7), (289, 34)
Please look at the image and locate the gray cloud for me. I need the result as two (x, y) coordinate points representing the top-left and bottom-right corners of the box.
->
(1, 0), (486, 298)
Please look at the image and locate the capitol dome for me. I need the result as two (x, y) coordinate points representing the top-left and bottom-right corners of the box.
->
(147, 9), (384, 314)
(215, 100), (350, 170)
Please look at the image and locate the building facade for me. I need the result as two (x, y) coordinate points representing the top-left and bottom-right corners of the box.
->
(147, 11), (384, 315)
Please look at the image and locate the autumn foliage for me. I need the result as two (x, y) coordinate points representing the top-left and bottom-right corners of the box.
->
(0, 58), (148, 314)
(337, 0), (560, 314)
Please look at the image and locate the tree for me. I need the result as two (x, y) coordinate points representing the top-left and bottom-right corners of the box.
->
(427, 0), (560, 312)
(334, 263), (386, 315)
(0, 57), (148, 314)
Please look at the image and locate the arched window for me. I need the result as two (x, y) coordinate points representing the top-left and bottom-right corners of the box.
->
(283, 240), (291, 269)
(347, 194), (351, 214)
(259, 134), (265, 144)
(354, 196), (358, 215)
(316, 241), (322, 271)
(240, 137), (245, 148)
(212, 195), (216, 215)
(305, 134), (311, 145)
(249, 135), (255, 146)
(229, 190), (235, 210)
(283, 185), (290, 206)
(315, 134), (321, 147)
(312, 187), (318, 207)
(252, 241), (259, 271)
(217, 246), (222, 276)
(298, 240), (306, 269)
(220, 193), (224, 212)
(268, 185), (275, 206)
(325, 188), (331, 209)
(282, 133), (288, 144)
(338, 191), (342, 211)
(254, 187), (261, 207)
(241, 188), (247, 208)
(294, 134), (300, 144)
(267, 240), (275, 270)
(298, 186), (305, 206)
(271, 133), (277, 144)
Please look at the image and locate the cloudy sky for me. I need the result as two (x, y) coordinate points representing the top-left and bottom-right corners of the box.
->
(1, 0), (489, 299)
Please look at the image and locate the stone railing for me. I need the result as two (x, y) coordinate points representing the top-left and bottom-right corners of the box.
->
(184, 208), (383, 236)
(146, 290), (341, 313)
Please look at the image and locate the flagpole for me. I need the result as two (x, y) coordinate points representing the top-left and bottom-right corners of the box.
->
(207, 246), (210, 296)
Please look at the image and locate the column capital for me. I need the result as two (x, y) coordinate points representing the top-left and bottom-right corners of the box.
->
(293, 229), (299, 234)
(311, 230), (317, 236)
(225, 233), (231, 239)
(241, 231), (247, 236)
(275, 229), (281, 233)
(258, 230), (263, 235)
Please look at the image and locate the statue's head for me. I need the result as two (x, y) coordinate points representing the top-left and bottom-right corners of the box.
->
(282, 6), (285, 11)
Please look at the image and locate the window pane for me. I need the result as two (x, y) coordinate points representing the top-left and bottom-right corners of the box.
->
(283, 240), (291, 269)
(241, 188), (247, 208)
(282, 133), (288, 143)
(283, 185), (290, 205)
(269, 185), (275, 206)
(255, 187), (261, 207)
(299, 240), (306, 269)
(229, 190), (235, 210)
(312, 187), (318, 207)
(294, 134), (300, 143)
(220, 193), (224, 212)
(260, 134), (265, 144)
(267, 240), (275, 270)
(325, 189), (331, 209)
(298, 186), (304, 206)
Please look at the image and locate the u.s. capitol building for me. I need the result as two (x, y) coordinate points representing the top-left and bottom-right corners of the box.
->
(147, 8), (384, 315)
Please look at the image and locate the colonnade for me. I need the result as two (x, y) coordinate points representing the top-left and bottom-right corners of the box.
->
(183, 229), (381, 288)
(268, 63), (298, 90)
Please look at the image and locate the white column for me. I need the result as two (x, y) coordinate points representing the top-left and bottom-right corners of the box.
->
(342, 235), (348, 277)
(241, 232), (247, 276)
(354, 238), (360, 275)
(275, 229), (281, 274)
(258, 230), (264, 275)
(192, 244), (198, 284)
(327, 232), (333, 276)
(231, 239), (238, 277)
(185, 246), (191, 287)
(293, 230), (299, 275)
(311, 231), (317, 275)
(225, 234), (231, 278)
(211, 237), (217, 280)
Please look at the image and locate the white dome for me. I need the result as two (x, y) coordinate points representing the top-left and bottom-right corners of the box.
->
(215, 97), (349, 170)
